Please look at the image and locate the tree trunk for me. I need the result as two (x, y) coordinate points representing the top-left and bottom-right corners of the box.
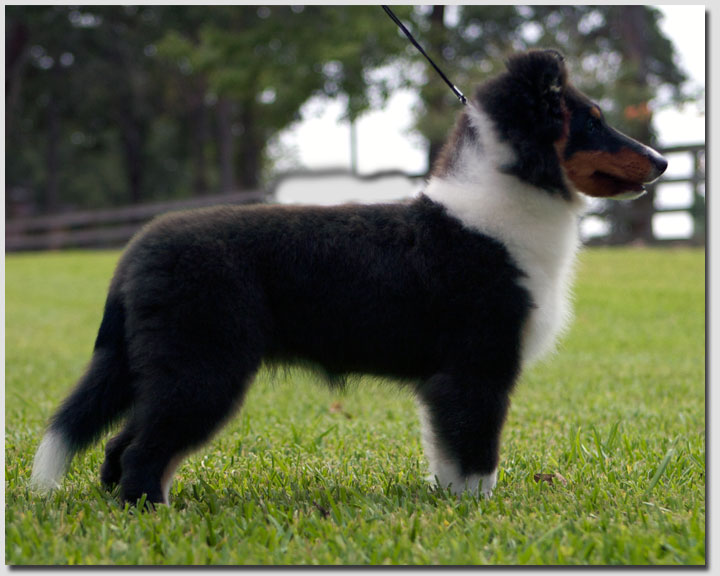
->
(349, 118), (358, 175)
(189, 88), (208, 196)
(216, 97), (235, 193)
(613, 6), (656, 244)
(5, 20), (29, 140)
(236, 103), (262, 191)
(120, 120), (144, 204)
(44, 95), (60, 213)
(425, 5), (450, 172)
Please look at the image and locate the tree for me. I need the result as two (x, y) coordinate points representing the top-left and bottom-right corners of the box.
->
(403, 5), (688, 243)
(406, 6), (686, 165)
(6, 6), (185, 211)
(6, 5), (690, 224)
(7, 6), (408, 209)
(157, 5), (408, 191)
(6, 6), (81, 212)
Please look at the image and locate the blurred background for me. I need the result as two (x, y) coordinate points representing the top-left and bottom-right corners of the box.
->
(5, 5), (706, 251)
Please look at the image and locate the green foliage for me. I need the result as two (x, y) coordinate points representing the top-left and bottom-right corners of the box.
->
(5, 6), (689, 212)
(408, 5), (688, 158)
(7, 6), (196, 209)
(5, 248), (705, 565)
(154, 6), (408, 190)
(7, 6), (410, 209)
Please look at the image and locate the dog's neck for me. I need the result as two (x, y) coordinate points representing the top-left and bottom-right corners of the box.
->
(424, 103), (586, 366)
(430, 103), (515, 185)
(425, 102), (586, 242)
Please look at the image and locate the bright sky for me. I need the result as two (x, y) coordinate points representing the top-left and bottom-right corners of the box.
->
(274, 5), (706, 175)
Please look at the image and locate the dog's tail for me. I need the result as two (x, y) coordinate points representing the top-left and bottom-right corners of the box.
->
(31, 291), (134, 491)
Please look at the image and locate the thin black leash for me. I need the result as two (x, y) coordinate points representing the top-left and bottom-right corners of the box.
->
(381, 5), (467, 106)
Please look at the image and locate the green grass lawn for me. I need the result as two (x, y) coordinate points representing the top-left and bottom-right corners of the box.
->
(5, 248), (705, 565)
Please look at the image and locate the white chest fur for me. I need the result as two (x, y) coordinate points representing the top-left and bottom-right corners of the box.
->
(425, 175), (583, 367)
(424, 104), (585, 367)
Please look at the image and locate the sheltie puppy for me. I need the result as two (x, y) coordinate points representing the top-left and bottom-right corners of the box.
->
(32, 49), (667, 505)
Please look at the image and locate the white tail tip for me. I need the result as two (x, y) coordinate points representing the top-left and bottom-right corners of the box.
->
(30, 430), (71, 491)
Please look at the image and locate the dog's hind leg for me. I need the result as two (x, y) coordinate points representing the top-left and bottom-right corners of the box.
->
(100, 422), (136, 488)
(117, 362), (259, 507)
(117, 316), (264, 505)
(417, 371), (514, 498)
(115, 249), (270, 506)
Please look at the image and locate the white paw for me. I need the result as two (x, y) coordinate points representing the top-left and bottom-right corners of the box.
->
(479, 469), (498, 499)
(426, 469), (498, 499)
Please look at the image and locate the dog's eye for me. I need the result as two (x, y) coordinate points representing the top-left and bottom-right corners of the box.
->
(586, 116), (601, 133)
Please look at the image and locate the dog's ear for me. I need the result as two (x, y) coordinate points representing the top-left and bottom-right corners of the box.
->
(505, 49), (567, 99)
(541, 56), (565, 99)
(502, 49), (568, 141)
(474, 49), (570, 192)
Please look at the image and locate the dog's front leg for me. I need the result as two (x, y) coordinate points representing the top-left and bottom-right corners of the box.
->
(416, 372), (512, 499)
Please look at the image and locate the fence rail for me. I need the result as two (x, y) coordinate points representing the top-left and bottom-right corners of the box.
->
(5, 190), (265, 251)
(5, 145), (705, 252)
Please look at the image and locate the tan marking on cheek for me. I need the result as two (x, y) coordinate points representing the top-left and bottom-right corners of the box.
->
(603, 147), (654, 181)
(563, 150), (603, 177)
(575, 147), (655, 186)
(555, 102), (655, 197)
(560, 148), (652, 198)
(561, 151), (617, 197)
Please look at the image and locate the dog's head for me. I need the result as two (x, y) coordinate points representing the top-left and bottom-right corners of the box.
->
(471, 49), (667, 200)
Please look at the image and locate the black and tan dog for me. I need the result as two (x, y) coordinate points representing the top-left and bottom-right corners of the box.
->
(32, 50), (666, 506)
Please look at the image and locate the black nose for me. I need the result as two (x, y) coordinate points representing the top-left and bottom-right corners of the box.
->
(645, 147), (668, 180)
(654, 153), (668, 175)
